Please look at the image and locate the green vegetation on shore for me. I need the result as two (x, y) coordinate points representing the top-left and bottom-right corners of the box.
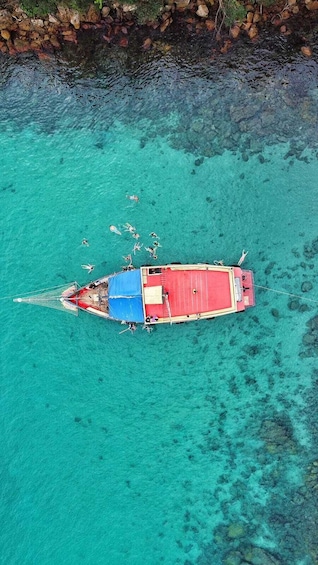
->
(20, 0), (88, 17)
(20, 0), (57, 17)
(19, 0), (163, 20)
(18, 0), (248, 24)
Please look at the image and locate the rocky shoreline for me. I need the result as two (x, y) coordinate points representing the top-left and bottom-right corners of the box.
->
(0, 0), (317, 57)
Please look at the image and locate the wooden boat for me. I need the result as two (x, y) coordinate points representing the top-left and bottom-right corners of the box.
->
(14, 262), (255, 326)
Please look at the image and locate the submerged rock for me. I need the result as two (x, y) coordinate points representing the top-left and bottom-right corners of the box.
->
(288, 299), (300, 310)
(303, 237), (318, 259)
(260, 415), (297, 454)
(306, 459), (318, 494)
(307, 315), (318, 330)
(230, 103), (259, 123)
(243, 546), (282, 565)
(301, 45), (312, 57)
(302, 332), (315, 345)
(302, 314), (318, 356)
(312, 237), (318, 253)
(264, 261), (276, 276)
(301, 281), (313, 292)
(227, 522), (245, 538)
(224, 551), (242, 565)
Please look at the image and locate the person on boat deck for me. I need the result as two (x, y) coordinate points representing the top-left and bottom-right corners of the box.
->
(146, 316), (158, 323)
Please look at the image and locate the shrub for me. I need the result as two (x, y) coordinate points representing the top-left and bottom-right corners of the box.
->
(222, 0), (246, 25)
(136, 0), (163, 22)
(20, 0), (58, 16)
(115, 0), (163, 23)
(21, 0), (92, 16)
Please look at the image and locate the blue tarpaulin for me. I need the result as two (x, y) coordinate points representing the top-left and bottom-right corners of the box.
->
(108, 270), (144, 323)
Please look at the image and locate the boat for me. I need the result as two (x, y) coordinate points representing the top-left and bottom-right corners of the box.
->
(14, 261), (255, 327)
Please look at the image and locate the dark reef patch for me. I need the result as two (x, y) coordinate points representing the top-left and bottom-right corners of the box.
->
(301, 314), (318, 357)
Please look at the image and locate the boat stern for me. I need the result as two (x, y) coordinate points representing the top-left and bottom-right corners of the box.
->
(242, 270), (255, 307)
(234, 268), (255, 311)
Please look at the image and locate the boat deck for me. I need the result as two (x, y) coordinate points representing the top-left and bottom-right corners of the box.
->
(74, 282), (109, 314)
(142, 265), (237, 322)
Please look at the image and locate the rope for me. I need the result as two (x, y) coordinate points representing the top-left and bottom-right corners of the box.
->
(15, 297), (64, 302)
(254, 284), (318, 304)
(1, 282), (77, 302)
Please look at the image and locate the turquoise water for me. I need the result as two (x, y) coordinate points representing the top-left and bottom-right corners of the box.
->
(1, 44), (318, 565)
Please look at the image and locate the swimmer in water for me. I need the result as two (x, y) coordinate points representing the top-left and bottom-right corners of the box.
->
(109, 225), (122, 235)
(238, 250), (248, 266)
(133, 242), (143, 254)
(126, 195), (139, 202)
(81, 264), (95, 274)
(123, 223), (136, 234)
(82, 238), (89, 246)
(145, 247), (157, 259)
(119, 321), (137, 334)
(149, 232), (159, 239)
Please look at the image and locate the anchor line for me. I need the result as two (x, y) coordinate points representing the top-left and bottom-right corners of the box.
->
(2, 282), (78, 302)
(254, 284), (318, 304)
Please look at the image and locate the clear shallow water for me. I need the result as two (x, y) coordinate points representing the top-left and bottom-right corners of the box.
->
(1, 45), (318, 565)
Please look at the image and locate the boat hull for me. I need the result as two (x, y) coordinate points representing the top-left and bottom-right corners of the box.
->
(66, 264), (255, 325)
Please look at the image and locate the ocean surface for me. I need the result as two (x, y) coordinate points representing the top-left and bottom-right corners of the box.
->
(1, 35), (318, 565)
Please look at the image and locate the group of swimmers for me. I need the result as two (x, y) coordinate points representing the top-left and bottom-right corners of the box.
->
(120, 225), (162, 266)
(80, 225), (163, 275)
